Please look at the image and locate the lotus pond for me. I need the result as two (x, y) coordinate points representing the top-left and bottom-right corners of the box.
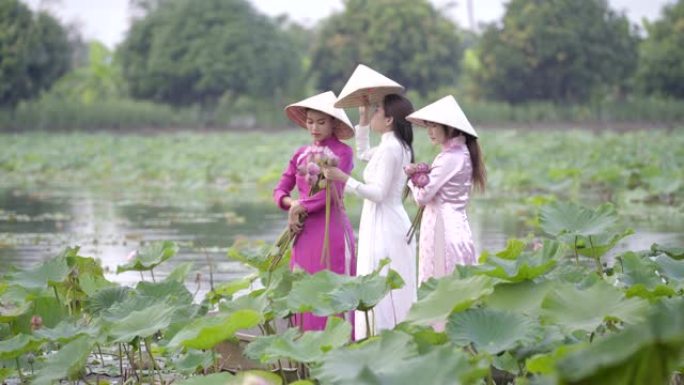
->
(0, 128), (683, 384)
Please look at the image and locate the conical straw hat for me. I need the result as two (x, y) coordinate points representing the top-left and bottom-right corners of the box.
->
(285, 91), (355, 140)
(406, 95), (478, 138)
(334, 64), (405, 108)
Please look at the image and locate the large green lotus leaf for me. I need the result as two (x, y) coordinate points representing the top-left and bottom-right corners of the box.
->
(540, 202), (617, 238)
(394, 323), (448, 354)
(211, 277), (253, 299)
(524, 343), (583, 375)
(540, 281), (649, 332)
(0, 334), (42, 360)
(405, 275), (495, 325)
(78, 274), (117, 296)
(245, 317), (351, 364)
(171, 349), (214, 374)
(654, 254), (684, 290)
(312, 331), (418, 384)
(616, 252), (676, 299)
(477, 240), (562, 282)
(84, 286), (131, 316)
(370, 344), (488, 385)
(0, 368), (16, 382)
(176, 371), (281, 385)
(556, 298), (684, 384)
(165, 261), (195, 283)
(327, 272), (394, 312)
(34, 320), (99, 343)
(485, 280), (554, 316)
(32, 336), (94, 385)
(116, 241), (178, 273)
(286, 270), (349, 316)
(175, 372), (234, 385)
(575, 229), (634, 259)
(447, 308), (541, 355)
(227, 244), (272, 272)
(493, 238), (527, 260)
(169, 309), (262, 350)
(136, 279), (193, 305)
(650, 243), (684, 260)
(15, 295), (68, 333)
(108, 302), (176, 342)
(219, 291), (269, 315)
(8, 256), (70, 290)
(98, 294), (157, 322)
(0, 297), (31, 323)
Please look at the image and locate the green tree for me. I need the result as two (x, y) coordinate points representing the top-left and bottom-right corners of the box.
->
(0, 0), (71, 107)
(46, 41), (125, 104)
(636, 0), (684, 98)
(476, 0), (639, 103)
(119, 0), (302, 107)
(310, 0), (463, 96)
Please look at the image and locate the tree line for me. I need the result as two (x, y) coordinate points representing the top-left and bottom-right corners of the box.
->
(1, 0), (683, 119)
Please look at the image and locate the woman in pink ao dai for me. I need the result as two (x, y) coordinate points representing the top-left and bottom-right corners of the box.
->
(406, 95), (487, 283)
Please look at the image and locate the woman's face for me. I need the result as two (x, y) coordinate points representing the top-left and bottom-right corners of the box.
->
(426, 121), (448, 145)
(306, 110), (335, 142)
(370, 103), (391, 133)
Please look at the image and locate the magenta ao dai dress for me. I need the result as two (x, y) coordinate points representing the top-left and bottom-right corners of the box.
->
(409, 136), (476, 283)
(273, 136), (356, 331)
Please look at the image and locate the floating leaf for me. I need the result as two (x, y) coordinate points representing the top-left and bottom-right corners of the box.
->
(541, 281), (649, 332)
(405, 275), (495, 325)
(116, 241), (178, 273)
(650, 243), (684, 260)
(447, 308), (541, 355)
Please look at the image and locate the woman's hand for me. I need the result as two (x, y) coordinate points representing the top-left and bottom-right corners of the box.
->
(288, 200), (306, 235)
(323, 167), (349, 183)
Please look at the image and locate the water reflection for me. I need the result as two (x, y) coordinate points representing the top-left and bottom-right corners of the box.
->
(1, 187), (682, 297)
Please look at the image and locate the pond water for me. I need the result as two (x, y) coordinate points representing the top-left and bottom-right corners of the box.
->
(1, 186), (682, 297)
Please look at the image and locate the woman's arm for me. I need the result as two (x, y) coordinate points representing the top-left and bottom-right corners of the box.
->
(273, 151), (299, 210)
(345, 145), (400, 203)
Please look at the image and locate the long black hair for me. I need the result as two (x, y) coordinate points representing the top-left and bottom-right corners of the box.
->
(382, 94), (415, 162)
(443, 126), (487, 193)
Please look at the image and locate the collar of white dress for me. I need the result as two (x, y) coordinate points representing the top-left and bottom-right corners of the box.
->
(380, 130), (394, 143)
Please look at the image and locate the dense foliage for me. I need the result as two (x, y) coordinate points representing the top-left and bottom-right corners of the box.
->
(476, 0), (639, 103)
(310, 0), (462, 96)
(0, 0), (71, 107)
(119, 0), (302, 106)
(636, 0), (684, 98)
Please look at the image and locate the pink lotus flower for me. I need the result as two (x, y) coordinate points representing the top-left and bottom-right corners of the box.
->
(403, 164), (418, 176)
(415, 162), (430, 173)
(306, 174), (318, 186)
(411, 172), (430, 188)
(307, 162), (321, 175)
(126, 250), (137, 261)
(325, 154), (339, 167)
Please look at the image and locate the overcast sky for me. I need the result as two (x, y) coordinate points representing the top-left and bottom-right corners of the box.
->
(22, 0), (675, 49)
